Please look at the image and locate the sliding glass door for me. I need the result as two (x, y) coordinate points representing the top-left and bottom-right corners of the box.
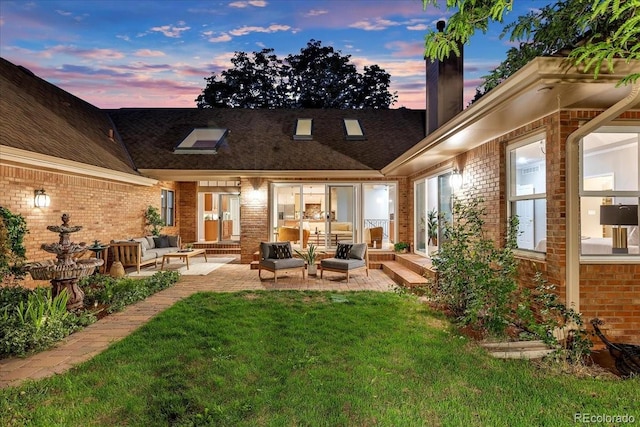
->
(272, 182), (395, 251)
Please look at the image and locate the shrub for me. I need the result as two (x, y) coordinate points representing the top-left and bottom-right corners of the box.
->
(430, 197), (519, 337)
(515, 271), (592, 365)
(144, 206), (165, 237)
(82, 271), (179, 313)
(0, 207), (29, 283)
(0, 287), (92, 357)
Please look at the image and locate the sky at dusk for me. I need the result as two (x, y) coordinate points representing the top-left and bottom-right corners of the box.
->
(0, 0), (552, 110)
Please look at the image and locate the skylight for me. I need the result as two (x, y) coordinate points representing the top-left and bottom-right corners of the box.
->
(174, 128), (228, 154)
(343, 119), (365, 140)
(294, 118), (313, 140)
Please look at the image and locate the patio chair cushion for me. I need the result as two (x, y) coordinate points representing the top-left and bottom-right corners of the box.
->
(260, 241), (295, 260)
(260, 257), (305, 270)
(349, 243), (367, 260)
(321, 258), (366, 271)
(272, 243), (292, 259)
(335, 243), (353, 259)
(153, 235), (170, 248)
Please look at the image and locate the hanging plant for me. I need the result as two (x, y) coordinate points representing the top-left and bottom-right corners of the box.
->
(0, 206), (29, 283)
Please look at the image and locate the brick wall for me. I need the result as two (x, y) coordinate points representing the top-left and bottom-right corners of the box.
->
(0, 164), (178, 286)
(240, 178), (269, 264)
(580, 264), (640, 348)
(407, 110), (640, 345)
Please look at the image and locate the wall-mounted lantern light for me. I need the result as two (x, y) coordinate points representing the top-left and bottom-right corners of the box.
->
(450, 169), (463, 191)
(34, 189), (51, 208)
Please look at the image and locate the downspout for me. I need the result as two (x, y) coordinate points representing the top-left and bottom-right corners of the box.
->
(565, 82), (640, 311)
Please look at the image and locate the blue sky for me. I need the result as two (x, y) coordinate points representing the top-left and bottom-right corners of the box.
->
(0, 0), (549, 109)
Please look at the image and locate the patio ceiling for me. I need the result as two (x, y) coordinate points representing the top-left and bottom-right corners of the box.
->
(383, 57), (640, 177)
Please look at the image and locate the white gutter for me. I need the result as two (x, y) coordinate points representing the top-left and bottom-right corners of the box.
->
(0, 145), (158, 186)
(565, 82), (640, 311)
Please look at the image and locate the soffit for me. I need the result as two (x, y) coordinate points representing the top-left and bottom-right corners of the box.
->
(138, 169), (385, 181)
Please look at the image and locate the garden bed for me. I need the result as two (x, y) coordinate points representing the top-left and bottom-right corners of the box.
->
(0, 271), (180, 358)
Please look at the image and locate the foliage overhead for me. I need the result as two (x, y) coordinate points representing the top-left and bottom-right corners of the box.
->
(422, 0), (640, 101)
(196, 40), (398, 109)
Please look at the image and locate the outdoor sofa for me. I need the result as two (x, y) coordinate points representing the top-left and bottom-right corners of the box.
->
(109, 235), (181, 273)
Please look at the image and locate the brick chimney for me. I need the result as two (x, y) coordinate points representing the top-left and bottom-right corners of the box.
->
(426, 20), (464, 135)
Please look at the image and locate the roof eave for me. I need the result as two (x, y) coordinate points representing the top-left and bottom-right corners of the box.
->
(382, 57), (640, 177)
(1, 145), (158, 186)
(138, 169), (385, 181)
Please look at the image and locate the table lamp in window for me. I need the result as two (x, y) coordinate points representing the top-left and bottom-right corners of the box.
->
(600, 204), (639, 254)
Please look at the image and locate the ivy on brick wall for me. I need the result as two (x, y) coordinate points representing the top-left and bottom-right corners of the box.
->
(0, 206), (29, 283)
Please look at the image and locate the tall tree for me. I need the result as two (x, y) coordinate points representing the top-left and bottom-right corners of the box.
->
(196, 40), (396, 109)
(196, 48), (290, 108)
(422, 0), (640, 92)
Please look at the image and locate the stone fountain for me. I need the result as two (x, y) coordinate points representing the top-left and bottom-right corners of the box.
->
(26, 213), (103, 310)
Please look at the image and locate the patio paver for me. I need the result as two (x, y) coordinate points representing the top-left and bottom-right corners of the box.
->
(0, 261), (397, 388)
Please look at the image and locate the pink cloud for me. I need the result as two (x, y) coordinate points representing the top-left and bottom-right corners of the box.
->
(385, 41), (425, 58)
(134, 49), (165, 57)
(42, 45), (125, 60)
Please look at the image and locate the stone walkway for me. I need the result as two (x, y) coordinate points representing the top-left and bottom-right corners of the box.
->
(0, 261), (397, 388)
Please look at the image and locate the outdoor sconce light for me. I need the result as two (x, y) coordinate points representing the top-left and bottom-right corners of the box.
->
(34, 189), (51, 208)
(450, 169), (463, 191)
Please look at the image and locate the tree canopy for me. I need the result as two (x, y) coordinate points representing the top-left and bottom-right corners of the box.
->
(196, 40), (397, 109)
(422, 0), (640, 100)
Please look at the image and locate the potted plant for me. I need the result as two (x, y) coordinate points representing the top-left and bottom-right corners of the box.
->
(394, 242), (410, 253)
(295, 244), (319, 275)
(144, 206), (165, 237)
(427, 208), (438, 246)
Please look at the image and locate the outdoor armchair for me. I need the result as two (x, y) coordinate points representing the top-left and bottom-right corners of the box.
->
(258, 241), (306, 283)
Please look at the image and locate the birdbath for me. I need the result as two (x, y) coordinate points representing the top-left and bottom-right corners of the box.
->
(25, 213), (103, 310)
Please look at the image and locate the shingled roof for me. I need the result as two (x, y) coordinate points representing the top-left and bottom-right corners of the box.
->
(107, 107), (425, 172)
(0, 57), (138, 176)
(1, 56), (426, 175)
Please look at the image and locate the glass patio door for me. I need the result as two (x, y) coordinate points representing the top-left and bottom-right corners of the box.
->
(326, 185), (356, 248)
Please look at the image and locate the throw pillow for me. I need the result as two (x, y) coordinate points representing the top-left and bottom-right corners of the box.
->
(335, 243), (353, 259)
(272, 244), (291, 259)
(168, 235), (179, 247)
(153, 235), (170, 248)
(349, 243), (366, 260)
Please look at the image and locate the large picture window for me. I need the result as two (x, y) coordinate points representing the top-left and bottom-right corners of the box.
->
(580, 128), (639, 256)
(507, 136), (547, 252)
(161, 189), (175, 226)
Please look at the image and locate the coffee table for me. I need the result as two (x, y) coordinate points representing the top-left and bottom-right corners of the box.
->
(160, 249), (207, 270)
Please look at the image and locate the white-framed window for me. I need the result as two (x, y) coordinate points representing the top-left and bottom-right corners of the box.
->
(414, 170), (455, 256)
(161, 189), (175, 226)
(507, 135), (547, 252)
(580, 127), (639, 256)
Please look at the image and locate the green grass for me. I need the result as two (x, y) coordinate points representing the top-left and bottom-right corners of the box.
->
(1, 291), (638, 426)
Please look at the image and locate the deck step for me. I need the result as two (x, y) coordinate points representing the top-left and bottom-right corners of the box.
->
(380, 261), (429, 288)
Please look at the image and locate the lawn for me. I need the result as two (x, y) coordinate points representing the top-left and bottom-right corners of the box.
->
(1, 291), (638, 426)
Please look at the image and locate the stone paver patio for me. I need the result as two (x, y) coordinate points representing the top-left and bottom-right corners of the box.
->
(0, 260), (397, 388)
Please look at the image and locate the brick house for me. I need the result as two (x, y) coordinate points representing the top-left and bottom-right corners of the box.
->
(1, 55), (638, 346)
